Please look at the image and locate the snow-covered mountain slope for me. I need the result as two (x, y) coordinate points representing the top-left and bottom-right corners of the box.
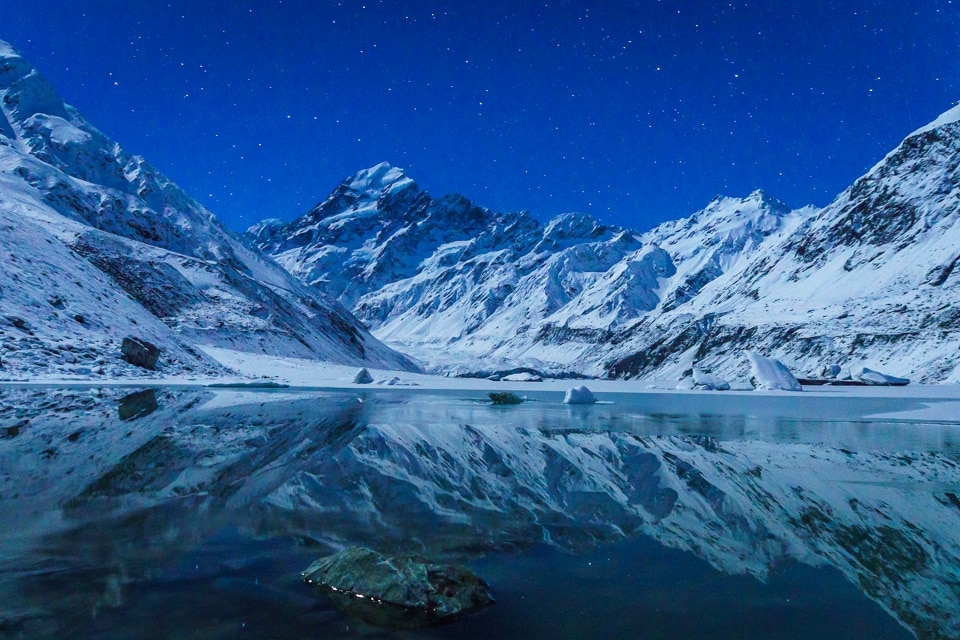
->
(0, 41), (417, 378)
(609, 103), (960, 384)
(248, 163), (811, 377)
(253, 103), (960, 383)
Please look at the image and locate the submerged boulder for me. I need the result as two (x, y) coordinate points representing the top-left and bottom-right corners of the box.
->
(489, 391), (524, 405)
(120, 336), (160, 370)
(302, 547), (492, 628)
(563, 385), (596, 404)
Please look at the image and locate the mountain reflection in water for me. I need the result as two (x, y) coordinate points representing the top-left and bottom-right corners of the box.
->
(0, 386), (957, 639)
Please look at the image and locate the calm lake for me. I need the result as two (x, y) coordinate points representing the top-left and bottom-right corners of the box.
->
(1, 385), (958, 639)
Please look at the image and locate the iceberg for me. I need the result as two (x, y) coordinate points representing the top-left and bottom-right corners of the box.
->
(746, 352), (802, 391)
(855, 367), (910, 386)
(353, 367), (374, 384)
(563, 385), (597, 404)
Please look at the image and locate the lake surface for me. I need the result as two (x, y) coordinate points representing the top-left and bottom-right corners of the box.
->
(1, 385), (959, 639)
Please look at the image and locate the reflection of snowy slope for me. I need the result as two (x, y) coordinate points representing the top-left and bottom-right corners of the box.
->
(270, 410), (960, 640)
(0, 41), (416, 379)
(3, 391), (955, 638)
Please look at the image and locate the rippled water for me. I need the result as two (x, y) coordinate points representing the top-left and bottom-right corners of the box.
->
(1, 385), (958, 639)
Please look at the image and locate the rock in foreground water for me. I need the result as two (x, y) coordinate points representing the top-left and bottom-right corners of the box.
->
(489, 391), (524, 405)
(302, 547), (493, 628)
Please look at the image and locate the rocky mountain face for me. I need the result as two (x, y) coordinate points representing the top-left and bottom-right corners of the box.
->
(251, 105), (960, 383)
(0, 41), (417, 379)
(247, 164), (806, 374)
(247, 163), (812, 378)
(608, 104), (960, 384)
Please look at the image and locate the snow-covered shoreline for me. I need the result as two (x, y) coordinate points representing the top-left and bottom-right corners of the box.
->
(4, 346), (960, 408)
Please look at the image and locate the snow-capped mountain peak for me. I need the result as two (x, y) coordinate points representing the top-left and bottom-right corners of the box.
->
(248, 160), (806, 375)
(345, 161), (413, 197)
(906, 101), (960, 138)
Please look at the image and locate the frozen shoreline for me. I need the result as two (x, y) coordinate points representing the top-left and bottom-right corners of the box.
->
(3, 345), (960, 406)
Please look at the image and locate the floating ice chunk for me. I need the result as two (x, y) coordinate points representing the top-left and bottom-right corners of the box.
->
(563, 385), (597, 404)
(353, 367), (373, 384)
(855, 367), (910, 386)
(746, 352), (802, 392)
(692, 367), (730, 391)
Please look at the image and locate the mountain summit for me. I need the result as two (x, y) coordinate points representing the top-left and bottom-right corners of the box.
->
(248, 164), (805, 378)
(0, 41), (417, 379)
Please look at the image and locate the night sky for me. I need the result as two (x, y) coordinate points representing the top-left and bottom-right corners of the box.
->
(2, 1), (958, 233)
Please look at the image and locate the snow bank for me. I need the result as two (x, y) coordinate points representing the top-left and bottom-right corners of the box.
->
(563, 385), (597, 404)
(746, 352), (802, 392)
(502, 372), (542, 382)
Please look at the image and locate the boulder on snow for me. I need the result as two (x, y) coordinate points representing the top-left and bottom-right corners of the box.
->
(120, 336), (160, 370)
(820, 364), (842, 379)
(692, 367), (731, 391)
(563, 385), (596, 404)
(302, 547), (493, 628)
(746, 352), (802, 391)
(854, 366), (910, 386)
(353, 367), (374, 384)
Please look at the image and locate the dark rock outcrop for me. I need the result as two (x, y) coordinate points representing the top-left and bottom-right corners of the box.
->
(302, 547), (493, 628)
(121, 336), (160, 370)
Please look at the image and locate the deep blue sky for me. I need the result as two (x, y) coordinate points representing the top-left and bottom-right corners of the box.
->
(2, 1), (958, 232)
